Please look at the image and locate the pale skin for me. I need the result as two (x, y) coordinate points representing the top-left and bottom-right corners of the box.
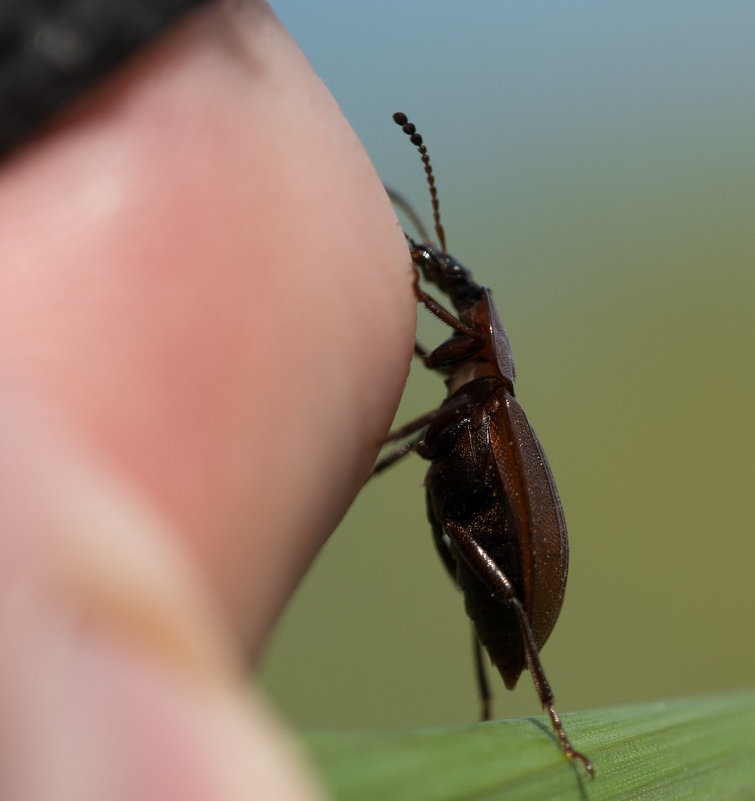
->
(0, 2), (414, 798)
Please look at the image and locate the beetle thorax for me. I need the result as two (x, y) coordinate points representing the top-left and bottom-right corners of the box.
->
(445, 358), (500, 396)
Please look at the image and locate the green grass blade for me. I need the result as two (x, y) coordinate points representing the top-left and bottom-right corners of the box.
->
(304, 691), (755, 800)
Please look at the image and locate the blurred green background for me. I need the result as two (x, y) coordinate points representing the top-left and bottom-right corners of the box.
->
(261, 2), (755, 729)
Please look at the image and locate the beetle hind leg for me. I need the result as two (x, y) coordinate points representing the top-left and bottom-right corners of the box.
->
(472, 628), (493, 721)
(444, 520), (594, 777)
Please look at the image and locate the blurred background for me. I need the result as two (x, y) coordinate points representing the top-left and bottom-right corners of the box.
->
(261, 1), (755, 729)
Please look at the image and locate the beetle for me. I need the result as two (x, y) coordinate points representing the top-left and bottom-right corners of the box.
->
(374, 112), (593, 777)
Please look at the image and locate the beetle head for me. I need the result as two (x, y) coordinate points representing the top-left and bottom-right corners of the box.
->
(410, 240), (484, 313)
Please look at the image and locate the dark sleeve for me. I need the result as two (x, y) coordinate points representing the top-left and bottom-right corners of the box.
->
(0, 0), (212, 160)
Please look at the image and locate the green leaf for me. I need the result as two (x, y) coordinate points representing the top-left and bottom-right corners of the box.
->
(304, 691), (755, 800)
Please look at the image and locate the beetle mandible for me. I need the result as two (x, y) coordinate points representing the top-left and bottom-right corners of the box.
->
(373, 112), (593, 777)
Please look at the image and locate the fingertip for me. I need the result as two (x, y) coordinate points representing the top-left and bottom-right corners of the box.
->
(0, 0), (415, 649)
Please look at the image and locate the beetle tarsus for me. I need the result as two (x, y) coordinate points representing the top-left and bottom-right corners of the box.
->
(546, 704), (595, 779)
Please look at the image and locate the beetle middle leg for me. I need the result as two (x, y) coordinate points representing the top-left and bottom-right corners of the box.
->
(371, 434), (424, 476)
(370, 392), (475, 479)
(444, 520), (594, 777)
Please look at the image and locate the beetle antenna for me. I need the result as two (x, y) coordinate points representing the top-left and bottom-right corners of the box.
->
(384, 186), (433, 244)
(392, 112), (447, 252)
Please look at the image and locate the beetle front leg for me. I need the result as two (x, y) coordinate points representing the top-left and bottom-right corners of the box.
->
(408, 257), (480, 340)
(444, 521), (594, 778)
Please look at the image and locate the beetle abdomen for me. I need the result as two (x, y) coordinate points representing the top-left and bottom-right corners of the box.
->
(458, 561), (526, 688)
(423, 384), (530, 687)
(423, 378), (569, 690)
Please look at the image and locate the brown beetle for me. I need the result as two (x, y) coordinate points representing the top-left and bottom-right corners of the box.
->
(374, 112), (593, 777)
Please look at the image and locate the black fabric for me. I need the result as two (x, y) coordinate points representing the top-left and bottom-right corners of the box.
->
(0, 0), (211, 159)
